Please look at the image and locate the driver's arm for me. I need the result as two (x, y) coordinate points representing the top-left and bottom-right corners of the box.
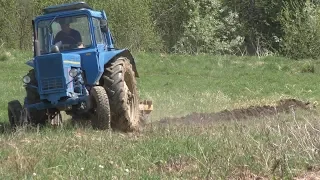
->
(77, 41), (84, 48)
(53, 31), (62, 45)
(74, 30), (84, 48)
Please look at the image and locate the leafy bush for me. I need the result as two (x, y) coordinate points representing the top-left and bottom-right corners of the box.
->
(173, 0), (244, 55)
(0, 0), (161, 52)
(0, 0), (37, 50)
(221, 0), (285, 55)
(150, 0), (190, 53)
(2, 0), (320, 58)
(86, 0), (162, 52)
(280, 1), (320, 59)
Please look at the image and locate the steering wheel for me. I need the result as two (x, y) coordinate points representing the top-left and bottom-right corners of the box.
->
(60, 36), (78, 50)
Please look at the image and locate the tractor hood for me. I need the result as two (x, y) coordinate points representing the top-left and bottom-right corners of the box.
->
(27, 53), (81, 68)
(34, 53), (81, 105)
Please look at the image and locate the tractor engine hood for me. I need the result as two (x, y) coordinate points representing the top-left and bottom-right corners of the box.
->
(34, 53), (81, 105)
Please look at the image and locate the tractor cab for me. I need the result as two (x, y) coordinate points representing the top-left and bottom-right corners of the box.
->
(33, 2), (113, 56)
(26, 2), (117, 106)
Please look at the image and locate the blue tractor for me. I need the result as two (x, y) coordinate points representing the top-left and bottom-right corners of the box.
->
(7, 2), (153, 131)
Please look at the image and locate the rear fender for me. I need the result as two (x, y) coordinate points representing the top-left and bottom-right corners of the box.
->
(98, 49), (139, 78)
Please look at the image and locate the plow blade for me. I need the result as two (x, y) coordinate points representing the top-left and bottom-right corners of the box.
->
(139, 100), (153, 122)
(139, 100), (153, 114)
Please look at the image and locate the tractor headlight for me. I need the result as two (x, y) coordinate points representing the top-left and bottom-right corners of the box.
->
(69, 68), (78, 78)
(23, 75), (31, 84)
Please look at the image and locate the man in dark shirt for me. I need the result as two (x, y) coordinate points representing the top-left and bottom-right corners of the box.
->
(53, 19), (84, 48)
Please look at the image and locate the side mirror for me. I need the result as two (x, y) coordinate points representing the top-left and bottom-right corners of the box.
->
(100, 19), (108, 33)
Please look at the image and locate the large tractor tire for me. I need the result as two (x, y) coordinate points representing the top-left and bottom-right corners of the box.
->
(103, 57), (140, 132)
(8, 100), (22, 128)
(25, 69), (47, 125)
(90, 86), (111, 130)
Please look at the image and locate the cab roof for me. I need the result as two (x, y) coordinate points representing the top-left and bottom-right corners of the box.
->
(34, 2), (105, 21)
(43, 2), (92, 14)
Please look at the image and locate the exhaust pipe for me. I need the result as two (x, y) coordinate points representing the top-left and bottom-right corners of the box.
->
(32, 20), (41, 57)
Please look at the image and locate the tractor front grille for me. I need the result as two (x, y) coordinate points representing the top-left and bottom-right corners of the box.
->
(36, 54), (66, 93)
(41, 77), (64, 91)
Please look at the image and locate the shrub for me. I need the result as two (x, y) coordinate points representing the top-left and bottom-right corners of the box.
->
(91, 0), (162, 52)
(0, 0), (162, 52)
(280, 1), (320, 59)
(150, 0), (190, 53)
(173, 0), (244, 55)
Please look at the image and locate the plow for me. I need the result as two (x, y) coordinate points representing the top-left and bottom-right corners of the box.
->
(7, 2), (153, 132)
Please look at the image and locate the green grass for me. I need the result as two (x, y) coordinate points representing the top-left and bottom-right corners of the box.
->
(1, 112), (320, 179)
(1, 50), (320, 179)
(136, 53), (320, 121)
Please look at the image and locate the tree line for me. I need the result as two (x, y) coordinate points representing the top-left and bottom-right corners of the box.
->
(0, 0), (320, 59)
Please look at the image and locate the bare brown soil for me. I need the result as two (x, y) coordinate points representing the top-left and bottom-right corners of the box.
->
(294, 171), (320, 180)
(155, 99), (315, 126)
(293, 166), (320, 180)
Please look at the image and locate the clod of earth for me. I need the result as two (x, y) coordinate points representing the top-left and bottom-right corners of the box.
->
(156, 99), (315, 126)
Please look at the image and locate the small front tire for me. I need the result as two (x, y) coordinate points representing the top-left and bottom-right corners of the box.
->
(90, 86), (111, 130)
(25, 69), (47, 125)
(8, 100), (23, 128)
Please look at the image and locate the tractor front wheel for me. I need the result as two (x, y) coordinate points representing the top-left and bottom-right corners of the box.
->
(90, 86), (111, 130)
(26, 69), (47, 125)
(8, 100), (23, 128)
(103, 57), (140, 132)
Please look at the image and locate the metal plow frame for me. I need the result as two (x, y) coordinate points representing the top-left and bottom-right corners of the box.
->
(139, 100), (153, 121)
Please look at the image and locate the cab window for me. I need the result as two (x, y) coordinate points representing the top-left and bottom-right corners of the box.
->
(93, 18), (104, 44)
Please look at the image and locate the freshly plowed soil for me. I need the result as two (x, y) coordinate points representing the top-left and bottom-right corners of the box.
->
(155, 99), (315, 126)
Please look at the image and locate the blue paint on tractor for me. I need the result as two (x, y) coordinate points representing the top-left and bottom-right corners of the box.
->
(26, 95), (89, 110)
(34, 53), (82, 104)
(21, 2), (139, 113)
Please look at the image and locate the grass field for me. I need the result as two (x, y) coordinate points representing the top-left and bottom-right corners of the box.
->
(1, 49), (320, 179)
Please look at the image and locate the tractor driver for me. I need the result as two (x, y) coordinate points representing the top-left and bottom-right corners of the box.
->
(53, 19), (84, 49)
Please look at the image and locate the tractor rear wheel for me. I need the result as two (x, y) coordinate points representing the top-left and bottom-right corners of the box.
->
(103, 57), (140, 132)
(8, 100), (22, 128)
(90, 86), (111, 130)
(26, 69), (47, 125)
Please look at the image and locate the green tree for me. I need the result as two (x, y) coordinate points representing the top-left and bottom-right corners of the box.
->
(221, 0), (286, 55)
(174, 0), (244, 54)
(151, 0), (190, 53)
(96, 0), (161, 52)
(280, 1), (320, 59)
(0, 0), (161, 52)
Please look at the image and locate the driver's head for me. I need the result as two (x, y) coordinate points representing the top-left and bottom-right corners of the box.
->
(58, 19), (71, 33)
